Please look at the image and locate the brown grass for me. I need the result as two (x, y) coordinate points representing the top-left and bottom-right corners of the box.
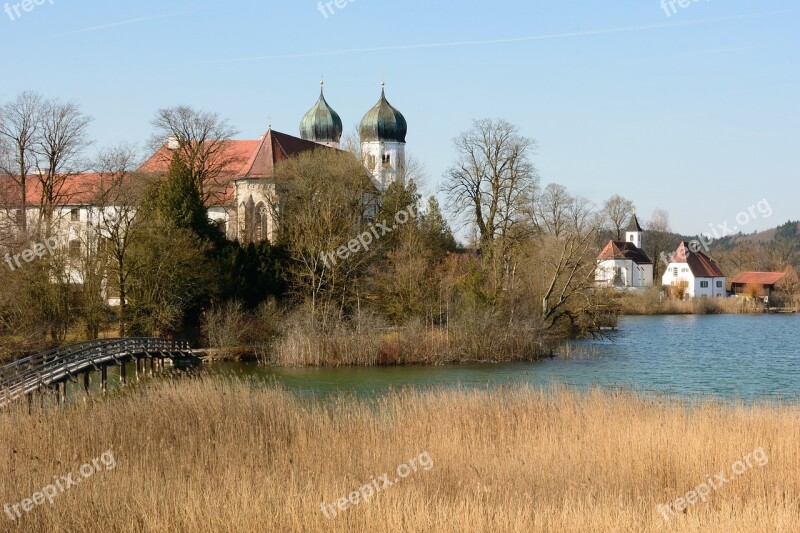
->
(619, 288), (758, 315)
(1, 377), (798, 532)
(268, 315), (551, 367)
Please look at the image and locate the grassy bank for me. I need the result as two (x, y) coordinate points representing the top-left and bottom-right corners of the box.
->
(205, 305), (556, 366)
(617, 288), (764, 315)
(1, 377), (797, 532)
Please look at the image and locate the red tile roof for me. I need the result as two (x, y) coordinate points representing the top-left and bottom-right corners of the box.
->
(138, 140), (260, 175)
(672, 241), (726, 278)
(138, 130), (337, 203)
(2, 131), (343, 209)
(598, 240), (653, 264)
(240, 130), (333, 179)
(1, 173), (106, 206)
(730, 272), (785, 286)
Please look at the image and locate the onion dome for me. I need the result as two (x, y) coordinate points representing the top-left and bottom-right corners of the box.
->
(300, 81), (343, 144)
(359, 84), (407, 143)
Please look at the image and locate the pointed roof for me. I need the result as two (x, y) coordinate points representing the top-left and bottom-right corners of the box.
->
(240, 129), (334, 179)
(359, 85), (407, 143)
(626, 213), (644, 232)
(598, 240), (653, 264)
(137, 131), (338, 203)
(670, 241), (725, 278)
(300, 82), (343, 144)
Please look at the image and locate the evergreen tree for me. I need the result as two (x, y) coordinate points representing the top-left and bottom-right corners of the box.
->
(420, 196), (458, 260)
(154, 155), (222, 244)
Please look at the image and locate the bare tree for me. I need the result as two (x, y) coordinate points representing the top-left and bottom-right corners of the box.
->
(278, 149), (377, 327)
(646, 208), (672, 279)
(600, 195), (635, 240)
(0, 91), (44, 236)
(567, 195), (596, 236)
(93, 144), (151, 336)
(150, 106), (240, 204)
(442, 119), (539, 252)
(533, 183), (571, 237)
(538, 229), (601, 331)
(33, 99), (93, 235)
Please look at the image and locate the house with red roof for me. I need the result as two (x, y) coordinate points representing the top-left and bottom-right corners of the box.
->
(661, 241), (727, 298)
(729, 272), (785, 299)
(595, 214), (654, 289)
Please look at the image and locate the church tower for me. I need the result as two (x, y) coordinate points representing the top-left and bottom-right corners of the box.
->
(625, 213), (644, 249)
(359, 83), (407, 192)
(300, 80), (343, 149)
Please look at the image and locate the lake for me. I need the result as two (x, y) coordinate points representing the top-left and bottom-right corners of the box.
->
(210, 314), (800, 402)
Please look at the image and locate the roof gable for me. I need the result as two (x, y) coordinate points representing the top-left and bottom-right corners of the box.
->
(598, 240), (653, 264)
(240, 130), (336, 179)
(671, 241), (726, 278)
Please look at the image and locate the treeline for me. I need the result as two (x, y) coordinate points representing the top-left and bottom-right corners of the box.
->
(0, 93), (623, 364)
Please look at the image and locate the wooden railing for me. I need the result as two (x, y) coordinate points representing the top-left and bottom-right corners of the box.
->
(0, 338), (194, 408)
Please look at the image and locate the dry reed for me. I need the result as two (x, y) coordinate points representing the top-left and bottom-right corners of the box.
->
(1, 376), (797, 532)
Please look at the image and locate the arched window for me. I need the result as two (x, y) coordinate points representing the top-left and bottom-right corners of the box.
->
(255, 202), (268, 242)
(243, 197), (256, 244)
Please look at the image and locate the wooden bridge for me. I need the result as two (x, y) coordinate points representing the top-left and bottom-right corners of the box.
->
(0, 338), (197, 409)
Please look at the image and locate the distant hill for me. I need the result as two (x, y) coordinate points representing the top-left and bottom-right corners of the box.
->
(597, 221), (800, 257)
(701, 220), (800, 252)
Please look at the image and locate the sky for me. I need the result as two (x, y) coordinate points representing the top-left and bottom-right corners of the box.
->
(1, 0), (798, 236)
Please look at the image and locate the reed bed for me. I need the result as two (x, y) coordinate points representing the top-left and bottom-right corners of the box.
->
(1, 376), (797, 532)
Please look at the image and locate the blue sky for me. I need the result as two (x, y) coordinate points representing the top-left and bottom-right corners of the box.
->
(1, 0), (798, 235)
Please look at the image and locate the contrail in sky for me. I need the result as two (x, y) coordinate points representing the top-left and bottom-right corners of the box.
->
(212, 9), (795, 63)
(55, 7), (208, 37)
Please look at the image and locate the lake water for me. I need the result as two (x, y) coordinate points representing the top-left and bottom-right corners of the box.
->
(211, 315), (800, 402)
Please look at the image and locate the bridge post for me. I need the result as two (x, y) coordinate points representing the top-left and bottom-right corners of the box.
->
(101, 366), (108, 393)
(27, 393), (33, 414)
(135, 357), (140, 381)
(83, 372), (90, 396)
(60, 382), (67, 404)
(120, 361), (127, 387)
(149, 357), (154, 376)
